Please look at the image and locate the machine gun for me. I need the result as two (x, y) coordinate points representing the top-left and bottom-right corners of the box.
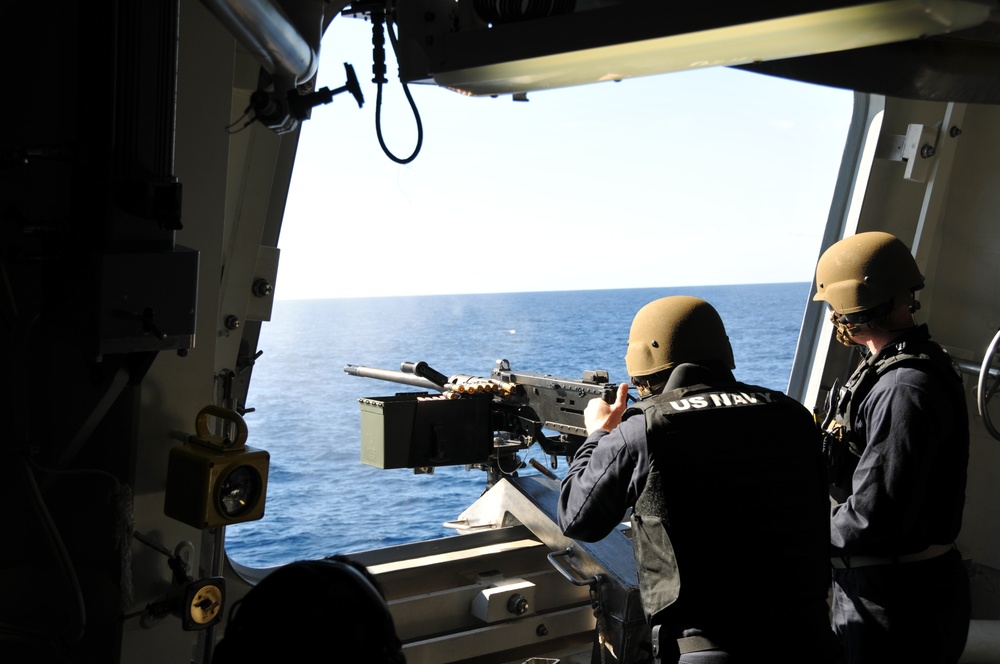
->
(344, 359), (620, 484)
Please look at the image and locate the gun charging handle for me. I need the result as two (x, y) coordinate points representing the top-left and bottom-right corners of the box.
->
(401, 361), (449, 388)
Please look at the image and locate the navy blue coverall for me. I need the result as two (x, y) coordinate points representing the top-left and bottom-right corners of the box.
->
(829, 324), (970, 664)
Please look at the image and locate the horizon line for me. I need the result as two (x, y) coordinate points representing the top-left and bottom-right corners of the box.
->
(271, 280), (813, 302)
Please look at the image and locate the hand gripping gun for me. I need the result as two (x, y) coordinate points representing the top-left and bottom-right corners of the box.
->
(344, 359), (619, 485)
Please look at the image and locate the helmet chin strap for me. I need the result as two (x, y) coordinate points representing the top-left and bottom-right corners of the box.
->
(831, 313), (870, 346)
(633, 371), (669, 398)
(636, 382), (667, 399)
(831, 311), (918, 347)
(831, 292), (919, 347)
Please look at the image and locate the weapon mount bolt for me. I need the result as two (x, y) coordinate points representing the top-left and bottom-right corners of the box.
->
(252, 278), (273, 298)
(507, 593), (529, 615)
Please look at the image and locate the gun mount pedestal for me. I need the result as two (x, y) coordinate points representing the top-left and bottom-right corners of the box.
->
(347, 475), (647, 663)
(454, 476), (649, 662)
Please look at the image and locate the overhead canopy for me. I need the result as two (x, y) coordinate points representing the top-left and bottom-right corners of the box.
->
(383, 0), (1000, 102)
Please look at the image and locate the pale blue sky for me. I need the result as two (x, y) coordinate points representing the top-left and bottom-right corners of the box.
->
(274, 16), (856, 300)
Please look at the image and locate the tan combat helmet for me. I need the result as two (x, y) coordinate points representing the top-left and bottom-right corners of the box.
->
(625, 295), (735, 381)
(813, 231), (924, 317)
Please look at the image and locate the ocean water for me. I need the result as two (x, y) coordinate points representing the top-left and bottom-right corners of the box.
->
(226, 283), (811, 568)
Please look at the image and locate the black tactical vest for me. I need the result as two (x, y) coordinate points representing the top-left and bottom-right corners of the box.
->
(628, 382), (829, 625)
(821, 334), (965, 496)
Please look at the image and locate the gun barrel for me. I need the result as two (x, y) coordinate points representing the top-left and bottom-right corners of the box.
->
(344, 365), (443, 392)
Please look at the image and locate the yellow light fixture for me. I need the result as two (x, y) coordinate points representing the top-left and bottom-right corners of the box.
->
(164, 405), (270, 529)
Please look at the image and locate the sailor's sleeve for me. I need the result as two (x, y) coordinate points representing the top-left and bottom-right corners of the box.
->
(557, 419), (643, 542)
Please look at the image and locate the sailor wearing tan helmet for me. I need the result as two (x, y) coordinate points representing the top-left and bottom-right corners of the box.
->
(814, 231), (970, 664)
(558, 295), (842, 663)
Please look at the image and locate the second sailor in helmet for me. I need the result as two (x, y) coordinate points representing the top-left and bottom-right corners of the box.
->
(558, 296), (841, 663)
(814, 231), (971, 664)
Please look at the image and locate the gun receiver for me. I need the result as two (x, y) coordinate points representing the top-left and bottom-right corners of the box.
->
(344, 359), (618, 481)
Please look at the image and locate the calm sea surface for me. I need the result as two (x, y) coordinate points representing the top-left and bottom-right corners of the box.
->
(227, 283), (810, 568)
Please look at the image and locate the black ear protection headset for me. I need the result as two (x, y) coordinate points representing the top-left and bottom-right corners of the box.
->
(213, 556), (405, 663)
(321, 556), (405, 664)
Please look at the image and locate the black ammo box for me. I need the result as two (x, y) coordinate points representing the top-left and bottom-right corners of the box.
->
(358, 392), (494, 469)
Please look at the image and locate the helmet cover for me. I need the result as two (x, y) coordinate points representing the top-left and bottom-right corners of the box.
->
(813, 231), (924, 315)
(625, 296), (735, 378)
